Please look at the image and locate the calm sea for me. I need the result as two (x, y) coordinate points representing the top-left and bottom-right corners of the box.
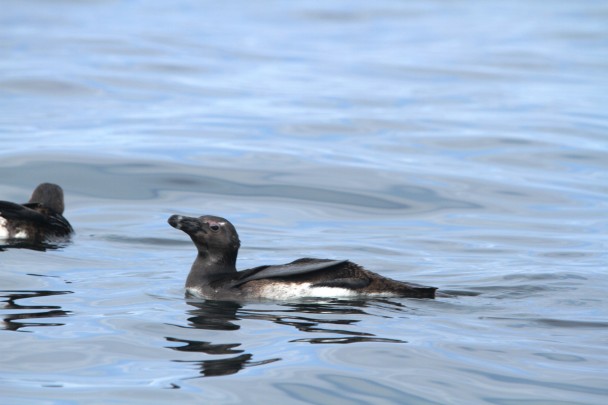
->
(1, 1), (607, 404)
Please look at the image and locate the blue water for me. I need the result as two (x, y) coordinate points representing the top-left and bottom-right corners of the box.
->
(1, 1), (607, 403)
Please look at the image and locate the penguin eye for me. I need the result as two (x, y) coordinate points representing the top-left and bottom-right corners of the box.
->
(209, 223), (220, 232)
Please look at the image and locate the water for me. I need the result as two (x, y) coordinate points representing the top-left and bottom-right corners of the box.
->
(1, 0), (607, 403)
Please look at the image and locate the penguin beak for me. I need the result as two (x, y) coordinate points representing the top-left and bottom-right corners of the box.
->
(168, 215), (206, 235)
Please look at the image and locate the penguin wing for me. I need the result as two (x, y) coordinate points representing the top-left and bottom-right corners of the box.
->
(230, 258), (348, 287)
(0, 201), (47, 223)
(0, 201), (73, 235)
(310, 278), (371, 289)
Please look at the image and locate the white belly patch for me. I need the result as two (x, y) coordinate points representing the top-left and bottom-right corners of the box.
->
(256, 282), (360, 300)
(0, 216), (28, 239)
(187, 282), (397, 300)
(0, 217), (8, 239)
(251, 282), (397, 300)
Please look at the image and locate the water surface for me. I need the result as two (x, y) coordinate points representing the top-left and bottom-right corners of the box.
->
(1, 1), (607, 404)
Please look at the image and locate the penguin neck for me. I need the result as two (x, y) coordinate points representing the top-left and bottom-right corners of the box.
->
(186, 250), (238, 287)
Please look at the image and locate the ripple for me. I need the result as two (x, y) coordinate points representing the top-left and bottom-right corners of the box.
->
(173, 354), (281, 378)
(0, 290), (73, 332)
(1, 0), (607, 402)
(0, 78), (100, 97)
(480, 316), (608, 330)
(290, 336), (405, 344)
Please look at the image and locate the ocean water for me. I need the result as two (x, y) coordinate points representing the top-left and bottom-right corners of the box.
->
(1, 1), (607, 403)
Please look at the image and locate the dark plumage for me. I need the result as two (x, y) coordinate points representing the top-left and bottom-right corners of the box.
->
(0, 183), (73, 243)
(168, 214), (436, 300)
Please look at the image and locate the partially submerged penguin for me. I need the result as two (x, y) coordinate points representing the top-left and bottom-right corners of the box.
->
(0, 183), (73, 243)
(168, 214), (436, 300)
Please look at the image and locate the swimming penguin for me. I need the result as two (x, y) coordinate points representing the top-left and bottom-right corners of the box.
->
(0, 183), (73, 243)
(168, 214), (436, 300)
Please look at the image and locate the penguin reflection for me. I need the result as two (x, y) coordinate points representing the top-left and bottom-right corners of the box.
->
(167, 300), (279, 377)
(166, 299), (407, 378)
(1, 290), (72, 332)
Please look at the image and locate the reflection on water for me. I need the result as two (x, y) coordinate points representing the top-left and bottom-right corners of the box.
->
(168, 335), (281, 377)
(0, 290), (73, 332)
(181, 300), (242, 331)
(172, 352), (281, 378)
(183, 298), (411, 343)
(166, 300), (281, 377)
(0, 240), (70, 252)
(167, 337), (244, 355)
(290, 336), (404, 344)
(241, 300), (408, 344)
(167, 298), (409, 378)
